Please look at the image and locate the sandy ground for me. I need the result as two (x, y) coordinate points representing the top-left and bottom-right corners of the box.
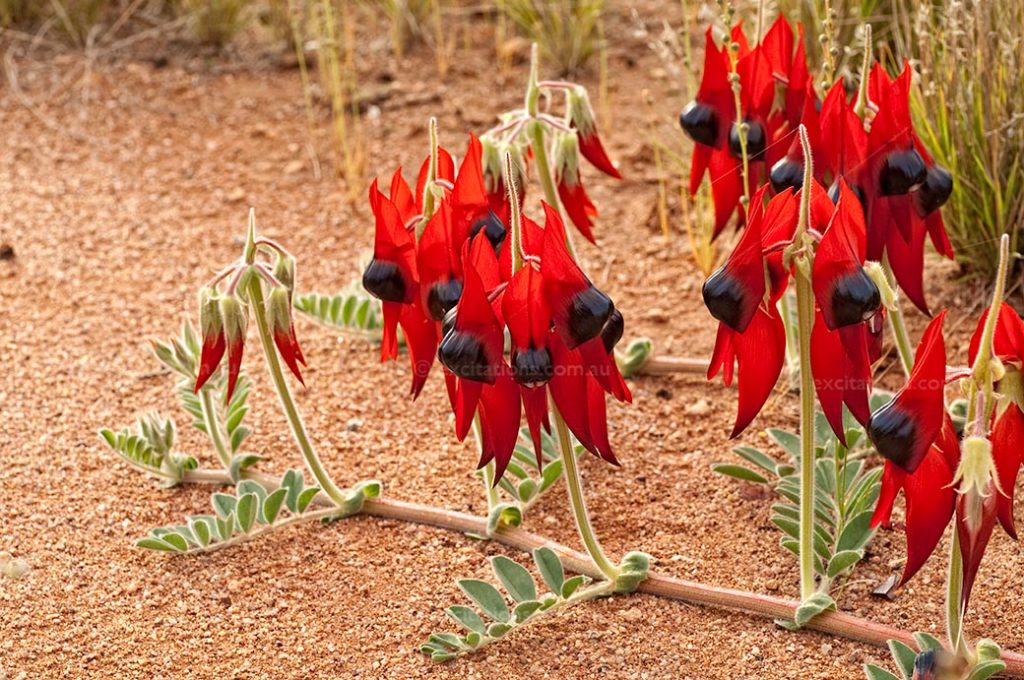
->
(1, 5), (1021, 679)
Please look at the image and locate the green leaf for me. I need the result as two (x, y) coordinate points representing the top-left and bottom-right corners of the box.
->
(281, 469), (304, 513)
(826, 550), (863, 578)
(837, 510), (876, 552)
(487, 503), (522, 534)
(228, 453), (261, 482)
(429, 633), (465, 651)
(767, 428), (801, 459)
(262, 488), (288, 524)
(491, 556), (537, 602)
(236, 493), (258, 534)
(486, 623), (511, 638)
(793, 592), (836, 628)
(887, 640), (917, 680)
(513, 600), (543, 623)
(445, 605), (486, 634)
(967, 660), (1006, 680)
(158, 532), (189, 552)
(560, 574), (588, 599)
(430, 651), (457, 663)
(863, 664), (901, 680)
(216, 515), (234, 542)
(539, 459), (563, 492)
(212, 493), (237, 519)
(913, 632), (944, 652)
(771, 515), (799, 540)
(296, 487), (320, 513)
(732, 446), (780, 474)
(189, 517), (213, 547)
(533, 547), (564, 593)
(230, 426), (250, 453)
(517, 479), (537, 502)
(457, 579), (509, 623)
(136, 537), (184, 553)
(712, 464), (768, 484)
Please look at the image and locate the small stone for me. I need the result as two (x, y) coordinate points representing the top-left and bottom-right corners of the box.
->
(0, 244), (13, 260)
(345, 418), (363, 432)
(686, 399), (710, 415)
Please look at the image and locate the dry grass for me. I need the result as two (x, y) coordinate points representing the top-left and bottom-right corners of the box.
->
(498, 0), (604, 75)
(893, 0), (1024, 280)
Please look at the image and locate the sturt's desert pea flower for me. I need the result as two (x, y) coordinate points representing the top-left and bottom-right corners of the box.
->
(553, 133), (599, 243)
(194, 291), (249, 403)
(868, 312), (956, 586)
(195, 287), (227, 394)
(867, 312), (948, 474)
(567, 87), (622, 180)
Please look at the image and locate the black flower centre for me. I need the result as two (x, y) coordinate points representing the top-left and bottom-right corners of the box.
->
(879, 148), (927, 196)
(829, 268), (881, 328)
(566, 286), (614, 347)
(438, 330), (495, 384)
(362, 258), (407, 303)
(679, 101), (719, 147)
(426, 278), (463, 321)
(512, 346), (554, 388)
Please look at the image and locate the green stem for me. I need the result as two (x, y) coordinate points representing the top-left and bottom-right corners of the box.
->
(779, 292), (800, 386)
(552, 404), (618, 582)
(474, 415), (499, 514)
(791, 125), (817, 601)
(528, 120), (561, 214)
(419, 117), (439, 238)
(946, 529), (967, 655)
(199, 387), (232, 468)
(248, 277), (347, 507)
(795, 269), (818, 601)
(881, 257), (915, 376)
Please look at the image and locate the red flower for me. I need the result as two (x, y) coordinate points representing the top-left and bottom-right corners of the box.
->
(867, 312), (947, 473)
(554, 135), (599, 244)
(682, 23), (808, 236)
(809, 180), (880, 440)
(968, 302), (1024, 537)
(267, 286), (307, 386)
(704, 186), (796, 436)
(437, 203), (630, 480)
(871, 413), (958, 585)
(194, 290), (248, 403)
(568, 88), (622, 180)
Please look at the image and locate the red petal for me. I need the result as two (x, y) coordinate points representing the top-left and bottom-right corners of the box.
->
(195, 332), (226, 393)
(370, 179), (418, 302)
(549, 334), (595, 455)
(452, 134), (488, 208)
(225, 335), (244, 403)
(502, 265), (550, 351)
(389, 167), (417, 224)
(956, 489), (998, 611)
(868, 312), (947, 473)
(477, 365), (522, 482)
(968, 302), (1024, 365)
(585, 375), (618, 465)
(380, 301), (401, 361)
(416, 147), (455, 211)
(899, 443), (956, 585)
(521, 385), (549, 468)
(812, 179), (870, 329)
(398, 301), (439, 399)
(884, 214), (930, 315)
(273, 327), (305, 386)
(576, 129), (622, 180)
(703, 197), (766, 333)
(728, 308), (786, 437)
(709, 149), (743, 237)
(557, 173), (598, 243)
(993, 404), (1024, 538)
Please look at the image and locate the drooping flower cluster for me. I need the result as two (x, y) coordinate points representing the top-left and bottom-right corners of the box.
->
(363, 131), (629, 482)
(195, 243), (306, 401)
(867, 304), (1024, 608)
(681, 18), (954, 313)
(704, 178), (882, 441)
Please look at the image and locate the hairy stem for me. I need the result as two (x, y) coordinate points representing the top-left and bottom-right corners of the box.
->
(474, 415), (499, 515)
(792, 126), (818, 602)
(247, 277), (347, 507)
(795, 269), (817, 600)
(552, 404), (619, 581)
(199, 387), (232, 469)
(180, 466), (1024, 677)
(881, 257), (914, 377)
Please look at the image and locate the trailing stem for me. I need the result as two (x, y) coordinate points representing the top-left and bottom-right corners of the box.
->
(180, 465), (1024, 676)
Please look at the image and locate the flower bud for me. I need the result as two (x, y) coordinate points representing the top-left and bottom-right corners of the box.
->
(198, 287), (223, 339)
(273, 254), (297, 294)
(953, 436), (998, 498)
(863, 262), (897, 311)
(976, 639), (1002, 662)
